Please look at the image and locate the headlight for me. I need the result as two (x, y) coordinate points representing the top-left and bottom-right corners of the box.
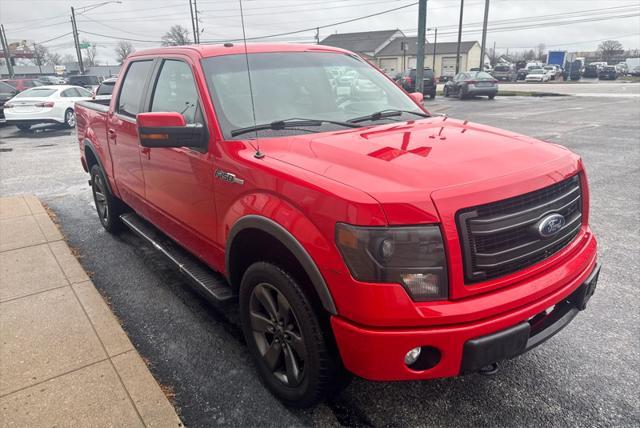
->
(335, 223), (448, 301)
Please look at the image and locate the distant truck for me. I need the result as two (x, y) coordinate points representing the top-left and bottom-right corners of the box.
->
(626, 57), (640, 76)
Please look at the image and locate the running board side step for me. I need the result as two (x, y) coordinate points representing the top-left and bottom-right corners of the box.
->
(120, 212), (237, 304)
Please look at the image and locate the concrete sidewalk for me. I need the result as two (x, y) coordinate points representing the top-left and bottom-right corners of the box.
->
(0, 195), (182, 427)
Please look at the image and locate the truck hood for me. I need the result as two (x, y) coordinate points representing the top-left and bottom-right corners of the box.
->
(260, 117), (574, 222)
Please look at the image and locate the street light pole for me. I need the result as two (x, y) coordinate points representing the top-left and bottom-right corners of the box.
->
(455, 0), (464, 74)
(189, 0), (198, 44)
(70, 7), (85, 74)
(415, 0), (427, 93)
(479, 0), (490, 70)
(432, 27), (437, 71)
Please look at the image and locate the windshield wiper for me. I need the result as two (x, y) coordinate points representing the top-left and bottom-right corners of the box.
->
(347, 109), (430, 124)
(230, 117), (361, 137)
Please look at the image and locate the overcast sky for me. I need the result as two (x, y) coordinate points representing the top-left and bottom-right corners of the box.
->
(1, 0), (639, 64)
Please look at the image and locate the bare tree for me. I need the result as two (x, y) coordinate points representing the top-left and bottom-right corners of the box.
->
(115, 40), (135, 64)
(82, 39), (99, 67)
(598, 40), (624, 64)
(47, 52), (62, 65)
(32, 44), (49, 67)
(161, 25), (191, 46)
(536, 43), (546, 60)
(524, 49), (536, 62)
(61, 53), (76, 64)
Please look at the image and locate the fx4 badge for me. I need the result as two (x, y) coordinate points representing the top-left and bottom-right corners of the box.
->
(215, 169), (244, 185)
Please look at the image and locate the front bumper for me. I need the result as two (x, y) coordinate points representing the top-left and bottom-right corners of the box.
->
(331, 258), (599, 381)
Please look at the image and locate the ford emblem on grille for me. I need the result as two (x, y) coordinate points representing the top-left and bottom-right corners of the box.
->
(537, 213), (566, 238)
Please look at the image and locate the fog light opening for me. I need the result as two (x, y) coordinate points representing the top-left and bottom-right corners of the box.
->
(405, 346), (442, 371)
(404, 347), (421, 365)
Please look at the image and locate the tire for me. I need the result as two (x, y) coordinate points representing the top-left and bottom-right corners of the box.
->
(429, 92), (435, 99)
(488, 94), (495, 100)
(64, 108), (76, 128)
(240, 262), (344, 408)
(16, 124), (31, 131)
(90, 164), (124, 233)
(458, 89), (466, 100)
(443, 87), (449, 97)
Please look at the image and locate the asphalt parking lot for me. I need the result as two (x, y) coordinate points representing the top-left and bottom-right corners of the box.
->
(1, 94), (638, 427)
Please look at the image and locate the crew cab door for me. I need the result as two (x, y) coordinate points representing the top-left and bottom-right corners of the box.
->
(108, 59), (154, 209)
(139, 57), (217, 258)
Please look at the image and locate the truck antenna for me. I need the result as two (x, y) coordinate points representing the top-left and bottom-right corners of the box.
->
(238, 0), (264, 159)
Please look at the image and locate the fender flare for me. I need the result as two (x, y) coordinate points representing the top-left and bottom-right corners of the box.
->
(84, 138), (114, 194)
(226, 215), (338, 315)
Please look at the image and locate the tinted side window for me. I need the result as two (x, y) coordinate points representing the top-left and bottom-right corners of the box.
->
(118, 60), (153, 117)
(61, 88), (79, 97)
(150, 60), (201, 124)
(96, 82), (114, 95)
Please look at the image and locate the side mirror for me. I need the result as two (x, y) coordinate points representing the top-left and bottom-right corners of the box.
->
(409, 92), (424, 104)
(137, 112), (207, 149)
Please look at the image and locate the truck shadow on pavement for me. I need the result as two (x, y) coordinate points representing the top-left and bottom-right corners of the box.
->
(0, 125), (72, 139)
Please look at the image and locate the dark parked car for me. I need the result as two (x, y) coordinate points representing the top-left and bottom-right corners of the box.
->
(443, 71), (498, 99)
(583, 64), (599, 78)
(516, 68), (528, 80)
(67, 75), (101, 90)
(1, 78), (43, 92)
(399, 68), (437, 99)
(492, 64), (516, 81)
(598, 66), (618, 80)
(563, 61), (583, 81)
(92, 77), (117, 99)
(0, 81), (19, 124)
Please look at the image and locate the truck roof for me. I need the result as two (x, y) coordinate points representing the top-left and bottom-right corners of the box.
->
(128, 43), (352, 59)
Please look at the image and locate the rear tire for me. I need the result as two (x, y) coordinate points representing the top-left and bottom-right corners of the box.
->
(240, 262), (346, 408)
(16, 124), (31, 131)
(488, 94), (495, 100)
(429, 92), (435, 99)
(443, 87), (449, 97)
(90, 164), (124, 233)
(64, 109), (76, 128)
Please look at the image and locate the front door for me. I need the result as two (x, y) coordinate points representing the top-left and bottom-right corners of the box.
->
(108, 59), (154, 209)
(140, 57), (218, 263)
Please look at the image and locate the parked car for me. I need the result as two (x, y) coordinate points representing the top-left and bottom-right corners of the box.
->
(92, 77), (117, 100)
(516, 68), (529, 80)
(491, 64), (516, 81)
(0, 81), (19, 124)
(630, 65), (640, 76)
(443, 71), (498, 99)
(399, 68), (437, 99)
(75, 43), (599, 408)
(67, 75), (101, 91)
(583, 64), (599, 78)
(3, 85), (91, 131)
(0, 78), (44, 92)
(37, 75), (66, 85)
(598, 66), (618, 80)
(525, 68), (550, 82)
(543, 65), (559, 80)
(563, 60), (583, 81)
(615, 63), (627, 76)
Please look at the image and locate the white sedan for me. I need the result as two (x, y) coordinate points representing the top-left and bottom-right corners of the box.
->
(4, 85), (91, 131)
(524, 68), (550, 82)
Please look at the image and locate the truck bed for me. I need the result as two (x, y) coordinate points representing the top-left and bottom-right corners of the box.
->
(76, 98), (110, 113)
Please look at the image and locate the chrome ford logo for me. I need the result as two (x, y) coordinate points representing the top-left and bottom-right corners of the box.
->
(537, 214), (566, 238)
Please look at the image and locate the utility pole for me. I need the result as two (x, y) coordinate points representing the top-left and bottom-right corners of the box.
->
(70, 7), (84, 74)
(415, 0), (427, 93)
(432, 27), (437, 71)
(0, 24), (14, 78)
(33, 43), (42, 74)
(315, 27), (320, 44)
(479, 0), (490, 70)
(189, 0), (197, 44)
(193, 0), (200, 44)
(455, 0), (464, 74)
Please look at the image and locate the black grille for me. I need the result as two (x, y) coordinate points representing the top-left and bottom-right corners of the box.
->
(457, 174), (583, 283)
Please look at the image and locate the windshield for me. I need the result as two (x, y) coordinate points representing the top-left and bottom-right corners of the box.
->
(15, 88), (56, 98)
(494, 66), (509, 71)
(530, 69), (544, 74)
(96, 81), (115, 95)
(70, 76), (99, 85)
(201, 52), (423, 139)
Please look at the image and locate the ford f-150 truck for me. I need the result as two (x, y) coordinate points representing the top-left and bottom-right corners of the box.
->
(75, 44), (599, 408)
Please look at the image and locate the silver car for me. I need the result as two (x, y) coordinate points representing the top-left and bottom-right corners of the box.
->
(443, 71), (498, 99)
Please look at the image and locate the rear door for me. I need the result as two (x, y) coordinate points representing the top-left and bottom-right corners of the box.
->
(139, 56), (218, 259)
(108, 59), (154, 209)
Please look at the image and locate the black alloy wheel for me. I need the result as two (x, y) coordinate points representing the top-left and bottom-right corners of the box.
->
(90, 164), (123, 233)
(249, 282), (306, 387)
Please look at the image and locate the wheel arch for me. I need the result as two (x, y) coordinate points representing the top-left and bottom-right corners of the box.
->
(226, 215), (338, 315)
(84, 138), (114, 194)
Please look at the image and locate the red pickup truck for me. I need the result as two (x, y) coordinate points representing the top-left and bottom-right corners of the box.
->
(75, 44), (599, 407)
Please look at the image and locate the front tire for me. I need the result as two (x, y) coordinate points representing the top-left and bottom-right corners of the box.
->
(240, 262), (344, 408)
(443, 87), (449, 97)
(90, 164), (123, 233)
(64, 108), (76, 128)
